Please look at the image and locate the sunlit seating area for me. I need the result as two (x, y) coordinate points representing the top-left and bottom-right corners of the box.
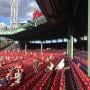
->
(0, 50), (89, 90)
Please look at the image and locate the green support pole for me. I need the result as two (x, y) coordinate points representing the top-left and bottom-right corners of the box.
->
(70, 35), (73, 59)
(88, 0), (90, 77)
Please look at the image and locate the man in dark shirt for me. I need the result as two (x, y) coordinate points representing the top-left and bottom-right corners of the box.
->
(0, 76), (8, 86)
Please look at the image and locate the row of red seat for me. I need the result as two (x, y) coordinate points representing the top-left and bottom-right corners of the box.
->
(69, 61), (84, 90)
(51, 68), (65, 90)
(38, 71), (52, 90)
(67, 57), (89, 90)
(72, 61), (90, 89)
(0, 51), (81, 90)
(59, 68), (65, 90)
(18, 70), (45, 90)
(51, 70), (61, 90)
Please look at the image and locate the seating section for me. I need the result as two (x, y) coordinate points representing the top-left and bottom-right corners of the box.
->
(0, 50), (89, 90)
(51, 70), (61, 90)
(67, 56), (89, 90)
(73, 51), (87, 74)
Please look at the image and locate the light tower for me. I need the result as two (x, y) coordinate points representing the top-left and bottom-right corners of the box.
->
(10, 0), (19, 28)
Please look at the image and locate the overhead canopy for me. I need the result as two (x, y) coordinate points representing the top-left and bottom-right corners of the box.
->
(36, 0), (87, 37)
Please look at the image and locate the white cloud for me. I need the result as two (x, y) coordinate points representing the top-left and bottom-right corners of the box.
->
(19, 19), (27, 23)
(0, 22), (6, 26)
(28, 1), (40, 10)
(26, 12), (33, 18)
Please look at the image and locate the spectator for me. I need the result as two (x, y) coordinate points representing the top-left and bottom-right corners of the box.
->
(6, 73), (11, 84)
(12, 67), (17, 77)
(47, 61), (55, 71)
(15, 63), (23, 70)
(45, 60), (55, 73)
(33, 58), (40, 74)
(49, 54), (54, 60)
(46, 57), (50, 62)
(14, 69), (23, 84)
(0, 76), (8, 86)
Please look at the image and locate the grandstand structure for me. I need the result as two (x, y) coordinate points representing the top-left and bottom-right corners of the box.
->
(0, 0), (89, 90)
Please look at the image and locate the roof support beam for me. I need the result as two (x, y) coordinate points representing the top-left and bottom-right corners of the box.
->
(73, 0), (80, 17)
(40, 41), (43, 52)
(49, 0), (56, 14)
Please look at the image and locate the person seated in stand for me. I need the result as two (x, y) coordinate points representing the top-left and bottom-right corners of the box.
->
(45, 60), (55, 73)
(47, 61), (54, 71)
(11, 67), (17, 77)
(0, 75), (8, 86)
(46, 57), (50, 62)
(15, 62), (24, 73)
(10, 68), (24, 86)
(5, 72), (12, 84)
(49, 54), (55, 61)
(14, 69), (23, 84)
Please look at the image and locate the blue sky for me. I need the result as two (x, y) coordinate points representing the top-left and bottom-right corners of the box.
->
(0, 16), (10, 25)
(0, 0), (40, 26)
